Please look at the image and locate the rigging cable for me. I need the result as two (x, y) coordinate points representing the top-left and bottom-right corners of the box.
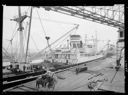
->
(31, 16), (77, 26)
(31, 8), (79, 58)
(39, 7), (77, 26)
(30, 35), (39, 52)
(36, 9), (47, 37)
(2, 49), (12, 61)
(6, 23), (18, 51)
(11, 23), (18, 42)
(2, 47), (11, 60)
(36, 8), (52, 52)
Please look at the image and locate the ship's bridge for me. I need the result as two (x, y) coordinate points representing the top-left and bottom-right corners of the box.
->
(70, 35), (83, 49)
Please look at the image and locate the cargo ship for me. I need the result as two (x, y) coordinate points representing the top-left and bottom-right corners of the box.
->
(43, 34), (104, 67)
(3, 6), (113, 82)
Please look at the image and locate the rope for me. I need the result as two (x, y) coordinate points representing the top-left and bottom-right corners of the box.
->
(30, 35), (39, 52)
(29, 17), (77, 26)
(6, 23), (18, 51)
(2, 47), (11, 58)
(36, 9), (47, 37)
(6, 43), (11, 53)
(11, 23), (18, 41)
(36, 9), (52, 53)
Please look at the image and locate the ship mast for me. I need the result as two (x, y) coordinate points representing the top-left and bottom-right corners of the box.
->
(18, 6), (25, 63)
(25, 6), (33, 63)
(11, 6), (27, 63)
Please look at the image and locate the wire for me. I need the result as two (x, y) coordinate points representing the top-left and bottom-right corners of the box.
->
(39, 7), (77, 25)
(6, 42), (11, 52)
(30, 16), (77, 26)
(11, 23), (18, 40)
(6, 23), (18, 51)
(36, 9), (47, 37)
(30, 35), (39, 52)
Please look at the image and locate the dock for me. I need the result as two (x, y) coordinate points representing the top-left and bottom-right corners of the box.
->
(4, 56), (125, 93)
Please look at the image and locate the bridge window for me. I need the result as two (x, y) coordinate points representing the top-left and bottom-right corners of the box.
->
(120, 31), (123, 37)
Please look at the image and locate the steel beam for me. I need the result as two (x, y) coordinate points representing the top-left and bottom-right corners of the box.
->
(40, 5), (124, 29)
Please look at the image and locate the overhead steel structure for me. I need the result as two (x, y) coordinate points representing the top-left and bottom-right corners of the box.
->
(39, 5), (124, 29)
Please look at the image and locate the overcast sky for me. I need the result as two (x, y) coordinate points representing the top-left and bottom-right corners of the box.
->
(3, 6), (118, 53)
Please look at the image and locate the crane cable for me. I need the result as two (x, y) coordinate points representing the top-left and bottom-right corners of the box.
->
(32, 8), (79, 58)
(36, 9), (47, 37)
(36, 8), (78, 52)
(36, 9), (52, 52)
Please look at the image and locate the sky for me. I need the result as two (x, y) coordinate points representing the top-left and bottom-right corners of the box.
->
(2, 6), (119, 54)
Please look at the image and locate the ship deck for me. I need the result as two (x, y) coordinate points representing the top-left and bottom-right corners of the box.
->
(4, 56), (125, 92)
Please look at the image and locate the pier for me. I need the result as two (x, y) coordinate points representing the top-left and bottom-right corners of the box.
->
(3, 56), (124, 92)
